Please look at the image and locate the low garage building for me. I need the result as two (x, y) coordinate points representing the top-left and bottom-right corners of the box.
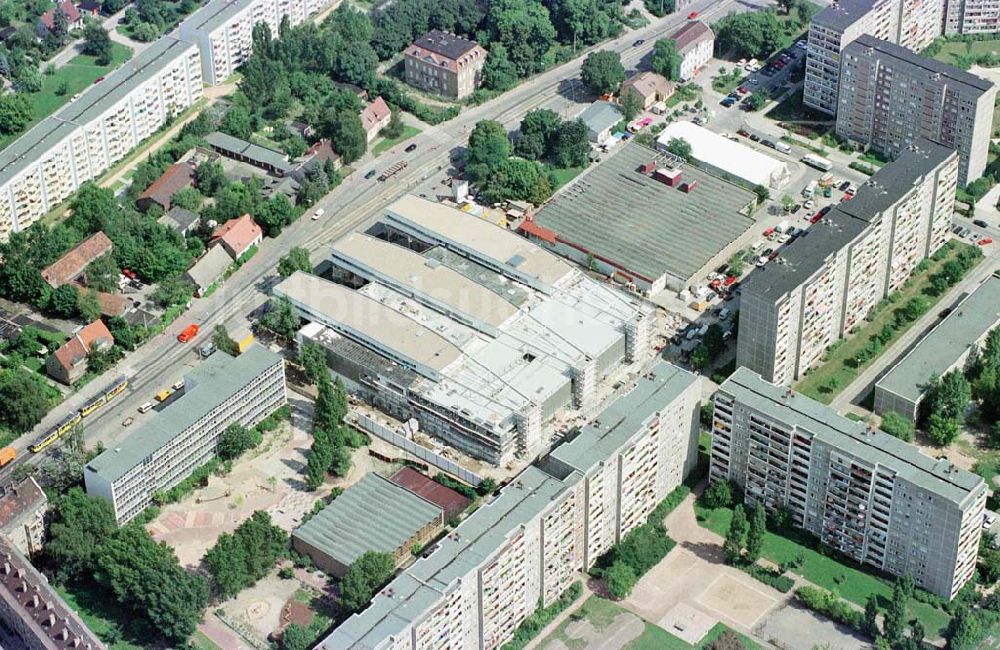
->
(523, 140), (757, 294)
(657, 121), (790, 190)
(292, 473), (444, 577)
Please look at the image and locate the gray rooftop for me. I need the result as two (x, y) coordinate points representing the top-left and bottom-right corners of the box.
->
(204, 131), (294, 174)
(533, 141), (756, 285)
(877, 273), (1000, 405)
(0, 36), (193, 188)
(159, 207), (201, 232)
(85, 346), (283, 483)
(179, 0), (256, 35)
(550, 361), (697, 472)
(811, 0), (881, 32)
(293, 473), (443, 567)
(742, 140), (954, 300)
(185, 244), (232, 291)
(577, 101), (622, 134)
(423, 247), (531, 308)
(411, 29), (481, 60)
(722, 367), (985, 505)
(849, 34), (996, 93)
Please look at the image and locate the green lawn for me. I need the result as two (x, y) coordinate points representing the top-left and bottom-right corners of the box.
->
(694, 505), (952, 636)
(189, 631), (222, 650)
(929, 38), (1000, 67)
(538, 596), (759, 650)
(547, 164), (587, 190)
(795, 242), (982, 403)
(56, 581), (157, 650)
(0, 43), (133, 152)
(371, 125), (422, 157)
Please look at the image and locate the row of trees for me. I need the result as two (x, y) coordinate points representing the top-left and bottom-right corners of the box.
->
(203, 510), (288, 598)
(45, 489), (208, 644)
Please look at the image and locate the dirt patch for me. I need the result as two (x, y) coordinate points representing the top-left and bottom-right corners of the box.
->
(564, 612), (645, 650)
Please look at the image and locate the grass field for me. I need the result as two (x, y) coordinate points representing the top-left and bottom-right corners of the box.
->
(546, 164), (587, 190)
(694, 505), (952, 636)
(371, 125), (422, 157)
(929, 38), (1000, 67)
(0, 43), (133, 152)
(794, 242), (982, 403)
(538, 596), (760, 649)
(57, 581), (157, 650)
(189, 631), (222, 650)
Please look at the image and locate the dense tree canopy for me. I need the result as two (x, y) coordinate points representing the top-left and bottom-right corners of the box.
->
(714, 11), (784, 60)
(204, 511), (287, 597)
(651, 39), (682, 81)
(340, 551), (396, 611)
(580, 50), (625, 95)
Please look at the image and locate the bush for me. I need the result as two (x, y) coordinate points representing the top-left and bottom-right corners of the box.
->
(880, 412), (914, 442)
(502, 582), (582, 650)
(700, 480), (735, 509)
(742, 563), (794, 593)
(605, 561), (638, 599)
(796, 586), (865, 631)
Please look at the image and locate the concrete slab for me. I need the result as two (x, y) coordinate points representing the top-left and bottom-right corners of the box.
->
(696, 573), (777, 629)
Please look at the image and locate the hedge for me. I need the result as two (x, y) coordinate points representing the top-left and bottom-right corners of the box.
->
(501, 582), (583, 650)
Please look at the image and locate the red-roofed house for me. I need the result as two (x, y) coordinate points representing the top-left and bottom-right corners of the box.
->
(45, 320), (114, 384)
(360, 97), (391, 143)
(37, 0), (83, 36)
(404, 30), (487, 99)
(212, 214), (263, 261)
(136, 162), (196, 212)
(41, 232), (114, 288)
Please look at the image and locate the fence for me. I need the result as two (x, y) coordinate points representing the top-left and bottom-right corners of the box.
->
(351, 413), (484, 487)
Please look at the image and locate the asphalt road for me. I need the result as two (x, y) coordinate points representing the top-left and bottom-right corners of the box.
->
(4, 0), (749, 478)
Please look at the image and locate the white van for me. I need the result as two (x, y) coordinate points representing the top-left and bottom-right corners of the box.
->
(802, 180), (817, 198)
(775, 141), (791, 154)
(138, 402), (154, 414)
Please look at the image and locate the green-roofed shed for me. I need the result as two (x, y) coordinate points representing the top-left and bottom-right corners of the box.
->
(292, 473), (445, 577)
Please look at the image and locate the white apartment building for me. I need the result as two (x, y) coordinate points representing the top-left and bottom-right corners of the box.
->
(836, 35), (996, 186)
(711, 368), (987, 599)
(668, 20), (714, 81)
(84, 346), (287, 524)
(320, 362), (700, 650)
(944, 0), (1000, 33)
(179, 0), (335, 86)
(736, 141), (957, 385)
(0, 38), (202, 239)
(804, 0), (944, 115)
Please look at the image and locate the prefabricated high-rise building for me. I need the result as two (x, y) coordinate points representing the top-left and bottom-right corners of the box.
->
(711, 368), (986, 600)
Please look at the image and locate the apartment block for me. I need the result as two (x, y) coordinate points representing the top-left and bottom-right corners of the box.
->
(403, 30), (487, 100)
(0, 38), (202, 240)
(319, 361), (700, 650)
(179, 0), (334, 85)
(737, 141), (957, 385)
(711, 368), (986, 599)
(944, 0), (1000, 33)
(836, 35), (996, 185)
(84, 346), (286, 524)
(804, 0), (944, 115)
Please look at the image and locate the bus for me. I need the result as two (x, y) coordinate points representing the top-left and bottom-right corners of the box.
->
(30, 412), (81, 453)
(802, 154), (833, 172)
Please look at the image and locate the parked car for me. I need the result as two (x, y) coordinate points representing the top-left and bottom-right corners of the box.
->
(791, 204), (802, 214)
(749, 134), (760, 142)
(737, 129), (750, 137)
(762, 139), (776, 149)
(688, 10), (698, 18)
(974, 219), (989, 228)
(122, 417), (134, 427)
(718, 307), (732, 320)
(981, 237), (994, 245)
(138, 402), (154, 414)
(721, 97), (736, 107)
(311, 207), (325, 221)
(633, 39), (645, 46)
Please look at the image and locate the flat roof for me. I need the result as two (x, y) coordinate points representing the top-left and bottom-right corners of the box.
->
(532, 141), (755, 284)
(0, 37), (193, 188)
(385, 195), (573, 288)
(851, 34), (995, 93)
(551, 362), (697, 471)
(877, 274), (1000, 404)
(319, 466), (574, 649)
(723, 367), (985, 505)
(179, 0), (256, 34)
(812, 0), (880, 32)
(293, 473), (443, 568)
(331, 233), (519, 329)
(743, 140), (954, 301)
(85, 346), (282, 483)
(274, 272), (463, 374)
(657, 121), (789, 189)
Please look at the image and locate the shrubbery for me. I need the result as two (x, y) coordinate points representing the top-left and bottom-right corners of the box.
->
(502, 582), (583, 650)
(796, 586), (865, 631)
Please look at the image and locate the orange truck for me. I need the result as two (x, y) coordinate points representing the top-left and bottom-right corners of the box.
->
(0, 446), (16, 468)
(177, 323), (200, 343)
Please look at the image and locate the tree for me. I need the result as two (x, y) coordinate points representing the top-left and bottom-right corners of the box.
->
(482, 43), (519, 91)
(170, 187), (202, 211)
(45, 488), (117, 582)
(381, 109), (404, 140)
(620, 90), (643, 122)
(882, 579), (907, 644)
(745, 505), (766, 563)
(863, 595), (881, 639)
(747, 90), (768, 111)
(0, 91), (31, 135)
(753, 184), (770, 202)
(47, 284), (80, 318)
(927, 412), (960, 446)
(212, 324), (239, 357)
(515, 109), (561, 161)
(780, 194), (795, 213)
(484, 0), (557, 77)
(15, 66), (42, 93)
(947, 605), (984, 650)
(880, 412), (914, 442)
(278, 247), (312, 278)
(714, 11), (783, 60)
(151, 275), (193, 308)
(299, 341), (328, 385)
(321, 109), (366, 164)
(708, 630), (747, 650)
(217, 422), (262, 460)
(723, 504), (748, 564)
(281, 623), (313, 650)
(604, 560), (638, 599)
(465, 120), (511, 181)
(260, 297), (300, 340)
(195, 161), (227, 196)
(701, 481), (734, 509)
(651, 39), (682, 80)
(478, 158), (552, 205)
(690, 344), (710, 370)
(664, 137), (692, 162)
(0, 370), (50, 433)
(580, 50), (625, 95)
(221, 106), (253, 140)
(81, 23), (113, 65)
(923, 370), (970, 445)
(549, 119), (591, 168)
(204, 511), (287, 597)
(339, 551), (396, 611)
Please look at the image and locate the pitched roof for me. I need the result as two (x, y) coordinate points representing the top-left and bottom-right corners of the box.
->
(668, 20), (714, 53)
(52, 320), (114, 373)
(360, 97), (391, 134)
(389, 467), (471, 519)
(404, 30), (486, 73)
(577, 101), (622, 134)
(137, 162), (195, 210)
(41, 232), (114, 288)
(0, 478), (46, 533)
(203, 131), (294, 174)
(185, 244), (232, 290)
(39, 0), (81, 30)
(212, 214), (261, 257)
(158, 206), (201, 232)
(621, 71), (674, 100)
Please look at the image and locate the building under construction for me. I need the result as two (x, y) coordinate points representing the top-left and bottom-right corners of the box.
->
(273, 195), (657, 466)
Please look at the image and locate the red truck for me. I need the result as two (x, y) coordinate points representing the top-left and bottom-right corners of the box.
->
(177, 323), (199, 343)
